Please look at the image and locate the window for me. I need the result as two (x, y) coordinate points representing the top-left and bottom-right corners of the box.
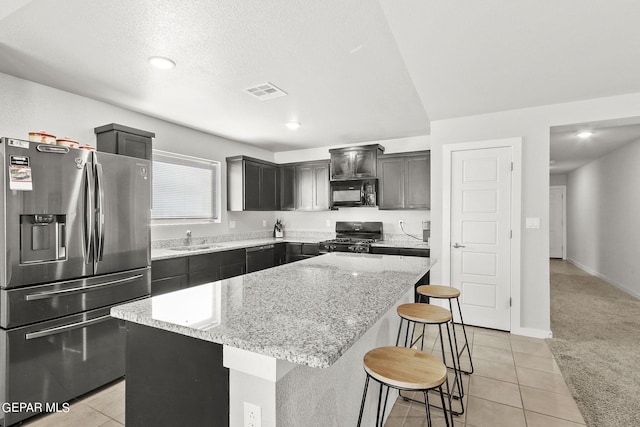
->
(152, 150), (220, 221)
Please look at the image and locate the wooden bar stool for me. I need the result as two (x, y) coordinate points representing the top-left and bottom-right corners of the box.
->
(417, 285), (474, 375)
(396, 303), (464, 415)
(357, 346), (452, 427)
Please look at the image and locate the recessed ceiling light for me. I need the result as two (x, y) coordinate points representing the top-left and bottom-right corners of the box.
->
(148, 56), (176, 69)
(577, 131), (593, 139)
(286, 122), (301, 130)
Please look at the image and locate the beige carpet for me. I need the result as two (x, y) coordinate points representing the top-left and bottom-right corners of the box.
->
(547, 260), (640, 427)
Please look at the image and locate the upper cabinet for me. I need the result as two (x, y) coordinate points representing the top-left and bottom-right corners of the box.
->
(329, 144), (384, 180)
(295, 161), (330, 211)
(227, 157), (329, 211)
(227, 156), (279, 211)
(279, 165), (296, 211)
(378, 151), (430, 210)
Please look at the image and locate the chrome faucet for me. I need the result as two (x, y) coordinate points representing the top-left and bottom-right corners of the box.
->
(185, 229), (192, 246)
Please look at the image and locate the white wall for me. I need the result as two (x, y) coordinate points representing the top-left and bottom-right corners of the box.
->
(0, 72), (276, 241)
(429, 92), (640, 334)
(567, 138), (640, 298)
(550, 174), (567, 186)
(1, 73), (431, 243)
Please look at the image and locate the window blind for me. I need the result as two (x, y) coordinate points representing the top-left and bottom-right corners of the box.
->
(152, 150), (219, 220)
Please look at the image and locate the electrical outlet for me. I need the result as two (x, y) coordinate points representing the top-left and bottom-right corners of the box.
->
(230, 220), (236, 229)
(262, 219), (267, 227)
(326, 219), (331, 227)
(399, 219), (404, 228)
(244, 402), (261, 427)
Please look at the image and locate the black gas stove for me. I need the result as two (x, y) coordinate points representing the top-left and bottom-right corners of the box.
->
(319, 221), (383, 253)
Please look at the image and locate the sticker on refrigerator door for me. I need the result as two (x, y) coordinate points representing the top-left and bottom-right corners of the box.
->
(9, 165), (32, 190)
(7, 138), (30, 149)
(9, 155), (32, 190)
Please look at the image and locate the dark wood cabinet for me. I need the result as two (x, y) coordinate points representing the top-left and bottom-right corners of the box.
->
(279, 165), (296, 210)
(227, 156), (279, 211)
(378, 151), (430, 210)
(329, 144), (384, 180)
(151, 248), (247, 295)
(188, 252), (222, 286)
(243, 160), (262, 210)
(285, 242), (319, 263)
(370, 246), (430, 257)
(94, 123), (154, 160)
(274, 242), (287, 265)
(261, 164), (278, 211)
(151, 257), (189, 296)
(218, 248), (247, 279)
(296, 161), (329, 211)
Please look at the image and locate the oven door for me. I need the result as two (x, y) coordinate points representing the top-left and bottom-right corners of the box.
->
(0, 305), (126, 426)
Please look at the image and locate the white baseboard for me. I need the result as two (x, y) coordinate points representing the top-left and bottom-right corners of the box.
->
(566, 258), (640, 300)
(510, 327), (553, 339)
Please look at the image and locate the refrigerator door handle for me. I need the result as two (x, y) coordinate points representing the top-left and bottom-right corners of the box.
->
(25, 274), (144, 301)
(84, 164), (94, 263)
(24, 315), (112, 340)
(95, 162), (105, 261)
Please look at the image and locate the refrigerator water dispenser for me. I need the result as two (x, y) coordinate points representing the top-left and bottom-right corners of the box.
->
(20, 214), (67, 263)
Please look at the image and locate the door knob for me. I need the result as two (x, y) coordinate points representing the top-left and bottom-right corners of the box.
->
(453, 243), (466, 248)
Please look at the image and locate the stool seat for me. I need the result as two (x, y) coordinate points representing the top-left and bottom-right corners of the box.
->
(363, 346), (446, 390)
(417, 285), (460, 299)
(398, 303), (452, 324)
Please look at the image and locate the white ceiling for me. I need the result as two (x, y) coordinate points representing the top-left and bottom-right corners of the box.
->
(550, 118), (640, 175)
(2, 0), (640, 155)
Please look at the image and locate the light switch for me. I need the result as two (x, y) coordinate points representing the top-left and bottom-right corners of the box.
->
(525, 217), (540, 229)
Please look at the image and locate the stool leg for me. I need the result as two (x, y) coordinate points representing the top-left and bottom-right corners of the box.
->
(423, 391), (432, 427)
(454, 296), (474, 375)
(357, 375), (370, 427)
(375, 382), (384, 427)
(379, 384), (391, 427)
(441, 323), (462, 416)
(438, 385), (453, 427)
(395, 318), (404, 346)
(445, 322), (465, 415)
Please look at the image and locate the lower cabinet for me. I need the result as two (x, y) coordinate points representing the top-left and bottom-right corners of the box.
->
(151, 257), (188, 296)
(369, 246), (430, 257)
(151, 243), (316, 296)
(151, 248), (247, 296)
(274, 242), (287, 266)
(286, 242), (319, 263)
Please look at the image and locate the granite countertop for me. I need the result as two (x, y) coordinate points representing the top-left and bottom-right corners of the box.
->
(151, 237), (322, 261)
(112, 252), (434, 368)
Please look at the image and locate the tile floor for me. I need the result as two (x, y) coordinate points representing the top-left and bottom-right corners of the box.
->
(14, 260), (588, 426)
(384, 324), (586, 427)
(19, 327), (584, 427)
(21, 379), (125, 427)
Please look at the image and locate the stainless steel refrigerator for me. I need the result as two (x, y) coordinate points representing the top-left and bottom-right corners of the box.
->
(0, 137), (151, 426)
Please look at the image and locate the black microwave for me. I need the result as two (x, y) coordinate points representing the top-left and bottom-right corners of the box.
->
(330, 179), (377, 208)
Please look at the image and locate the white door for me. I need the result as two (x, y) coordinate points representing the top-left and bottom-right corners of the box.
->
(549, 186), (565, 259)
(450, 147), (512, 330)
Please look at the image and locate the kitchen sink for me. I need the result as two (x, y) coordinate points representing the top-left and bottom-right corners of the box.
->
(169, 245), (221, 252)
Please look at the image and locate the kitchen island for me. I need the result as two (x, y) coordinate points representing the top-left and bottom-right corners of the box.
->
(111, 252), (434, 427)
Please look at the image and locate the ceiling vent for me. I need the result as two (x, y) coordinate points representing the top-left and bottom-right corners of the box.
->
(244, 82), (287, 100)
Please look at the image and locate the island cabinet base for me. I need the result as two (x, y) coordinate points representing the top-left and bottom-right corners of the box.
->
(223, 286), (415, 427)
(125, 323), (229, 427)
